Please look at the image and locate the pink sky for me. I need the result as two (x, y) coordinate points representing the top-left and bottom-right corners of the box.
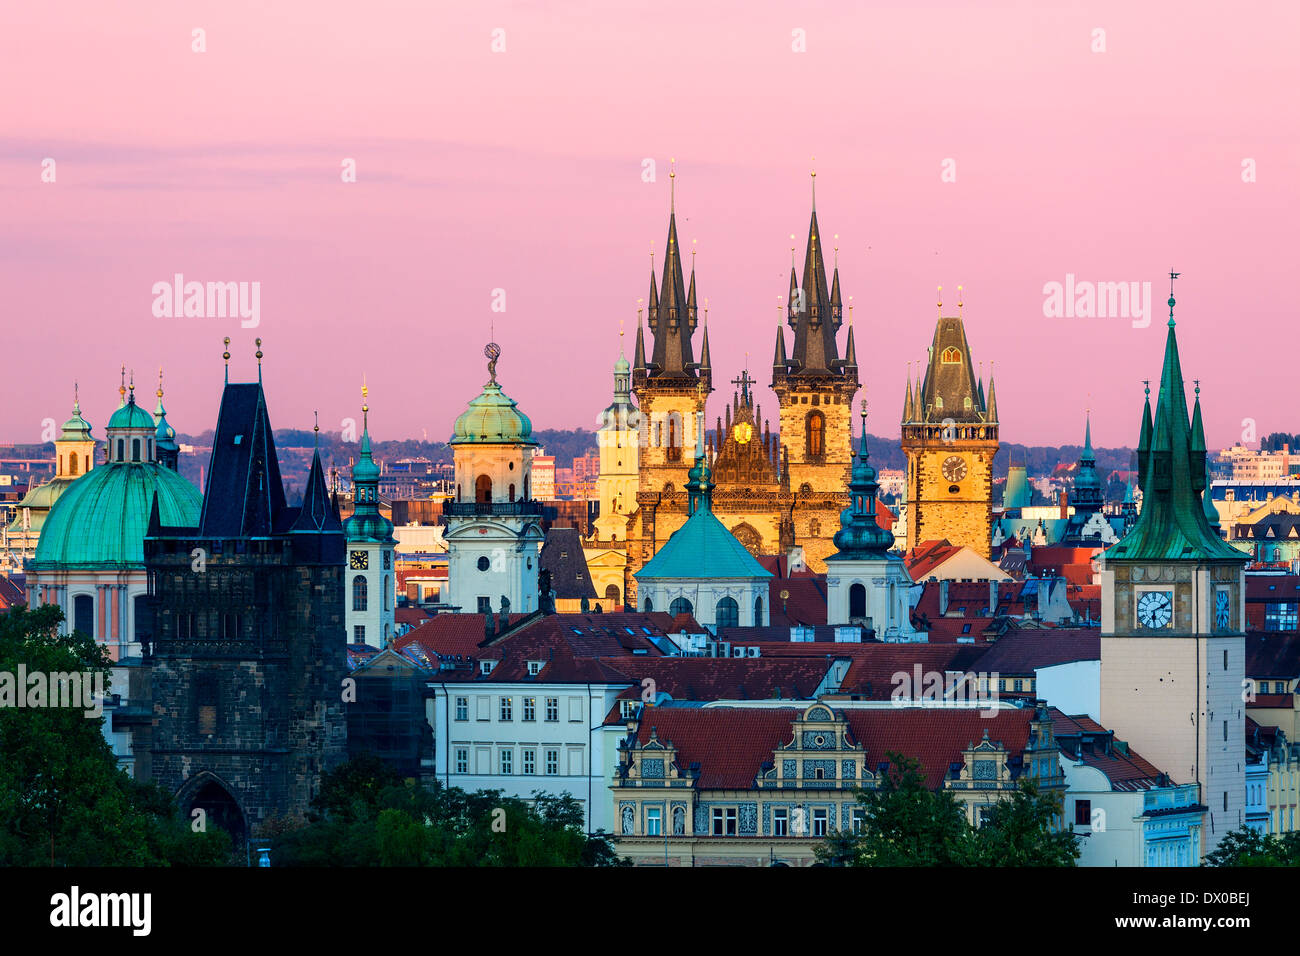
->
(2, 1), (1296, 451)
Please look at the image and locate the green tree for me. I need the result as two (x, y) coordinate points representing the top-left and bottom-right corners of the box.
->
(272, 756), (627, 867)
(959, 777), (1079, 866)
(1204, 826), (1300, 866)
(0, 605), (229, 865)
(817, 752), (971, 866)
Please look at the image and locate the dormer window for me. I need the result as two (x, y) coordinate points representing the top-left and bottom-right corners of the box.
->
(527, 661), (542, 676)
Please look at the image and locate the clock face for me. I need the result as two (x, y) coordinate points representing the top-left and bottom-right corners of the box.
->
(1215, 589), (1231, 629)
(349, 550), (369, 570)
(941, 455), (967, 482)
(1136, 590), (1173, 629)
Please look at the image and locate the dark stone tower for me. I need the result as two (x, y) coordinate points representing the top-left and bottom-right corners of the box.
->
(144, 362), (346, 852)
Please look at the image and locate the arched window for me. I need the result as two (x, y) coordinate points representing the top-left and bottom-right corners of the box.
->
(73, 594), (94, 637)
(715, 597), (739, 629)
(849, 582), (867, 620)
(643, 595), (653, 612)
(524, 475), (530, 500)
(508, 483), (516, 502)
(754, 595), (764, 625)
(941, 347), (961, 364)
(605, 584), (621, 607)
(352, 575), (368, 612)
(667, 413), (682, 462)
(132, 439), (141, 462)
(669, 597), (694, 618)
(69, 452), (79, 476)
(116, 439), (124, 461)
(475, 474), (492, 503)
(807, 411), (825, 458)
(384, 575), (391, 611)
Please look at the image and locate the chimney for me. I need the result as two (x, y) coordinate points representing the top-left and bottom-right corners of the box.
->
(1059, 489), (1068, 520)
(989, 579), (998, 617)
(939, 579), (950, 616)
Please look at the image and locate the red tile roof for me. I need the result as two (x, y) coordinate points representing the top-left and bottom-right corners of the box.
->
(1049, 709), (1168, 791)
(634, 705), (1035, 789)
(977, 626), (1100, 675)
(904, 540), (964, 580)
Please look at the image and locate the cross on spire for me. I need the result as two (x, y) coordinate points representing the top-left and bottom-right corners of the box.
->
(731, 369), (755, 404)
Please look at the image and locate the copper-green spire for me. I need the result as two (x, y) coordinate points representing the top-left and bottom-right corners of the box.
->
(1109, 277), (1241, 562)
(828, 406), (894, 558)
(685, 406), (714, 517)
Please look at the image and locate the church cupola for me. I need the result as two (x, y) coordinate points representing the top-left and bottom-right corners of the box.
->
(831, 408), (895, 558)
(106, 369), (159, 464)
(153, 369), (180, 471)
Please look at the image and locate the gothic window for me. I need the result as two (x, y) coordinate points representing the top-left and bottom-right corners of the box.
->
(849, 582), (867, 620)
(807, 411), (825, 458)
(942, 347), (961, 364)
(475, 474), (492, 503)
(669, 597), (694, 617)
(353, 574), (368, 611)
(715, 597), (739, 629)
(667, 414), (682, 462)
(643, 595), (653, 612)
(754, 595), (763, 625)
(935, 396), (944, 410)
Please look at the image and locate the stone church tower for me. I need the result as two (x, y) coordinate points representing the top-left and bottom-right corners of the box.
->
(1099, 285), (1248, 858)
(622, 177), (856, 604)
(900, 297), (999, 557)
(144, 351), (347, 851)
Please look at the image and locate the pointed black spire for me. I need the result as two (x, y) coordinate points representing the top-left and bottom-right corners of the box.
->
(787, 207), (840, 373)
(292, 447), (341, 533)
(646, 202), (697, 378)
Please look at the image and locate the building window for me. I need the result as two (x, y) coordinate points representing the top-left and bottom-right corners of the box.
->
(352, 574), (368, 611)
(455, 697), (468, 721)
(646, 807), (662, 836)
(1074, 799), (1091, 827)
(715, 597), (739, 629)
(545, 749), (559, 775)
(850, 809), (865, 833)
(475, 474), (492, 503)
(522, 749), (536, 774)
(754, 595), (763, 624)
(1013, 678), (1023, 692)
(773, 808), (788, 836)
(455, 748), (468, 774)
(522, 697), (536, 721)
(353, 624), (365, 643)
(812, 809), (828, 836)
(500, 749), (512, 775)
(477, 596), (491, 614)
(941, 347), (961, 364)
(221, 613), (241, 641)
(500, 697), (512, 721)
(546, 697), (559, 722)
(196, 672), (217, 735)
(667, 414), (681, 462)
(711, 807), (737, 836)
(132, 438), (141, 462)
(669, 597), (694, 617)
(643, 596), (653, 612)
(807, 411), (825, 459)
(619, 699), (638, 719)
(527, 661), (542, 676)
(1265, 602), (1299, 631)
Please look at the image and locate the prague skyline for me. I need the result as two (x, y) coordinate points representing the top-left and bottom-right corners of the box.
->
(3, 1), (1296, 448)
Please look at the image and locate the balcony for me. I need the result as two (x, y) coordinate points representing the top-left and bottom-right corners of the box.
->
(442, 500), (543, 518)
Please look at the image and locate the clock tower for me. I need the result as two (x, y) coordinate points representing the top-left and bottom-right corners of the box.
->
(344, 384), (396, 648)
(1098, 281), (1248, 858)
(900, 293), (999, 558)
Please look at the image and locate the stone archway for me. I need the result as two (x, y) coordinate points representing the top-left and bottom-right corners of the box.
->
(730, 522), (762, 557)
(177, 772), (247, 853)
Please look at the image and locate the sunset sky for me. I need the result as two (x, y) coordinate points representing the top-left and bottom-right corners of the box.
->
(2, 1), (1296, 450)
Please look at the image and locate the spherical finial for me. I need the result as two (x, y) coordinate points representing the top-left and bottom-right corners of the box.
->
(223, 336), (231, 362)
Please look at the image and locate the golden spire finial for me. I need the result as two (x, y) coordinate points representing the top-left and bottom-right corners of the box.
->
(619, 318), (625, 341)
(703, 296), (709, 326)
(790, 234), (796, 271)
(833, 234), (839, 269)
(810, 156), (816, 210)
(156, 366), (164, 399)
(957, 284), (964, 312)
(128, 369), (135, 397)
(937, 285), (943, 317)
(692, 237), (697, 269)
(848, 294), (854, 325)
(119, 364), (127, 403)
(362, 374), (369, 412)
(669, 157), (676, 212)
(777, 294), (784, 324)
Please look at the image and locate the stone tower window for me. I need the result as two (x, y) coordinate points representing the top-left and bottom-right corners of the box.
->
(942, 347), (961, 364)
(353, 574), (368, 611)
(807, 411), (825, 459)
(70, 452), (79, 475)
(475, 474), (492, 503)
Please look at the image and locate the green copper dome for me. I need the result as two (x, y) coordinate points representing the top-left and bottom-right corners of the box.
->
(108, 398), (156, 431)
(451, 381), (537, 445)
(61, 401), (93, 442)
(32, 463), (201, 568)
(828, 411), (895, 559)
